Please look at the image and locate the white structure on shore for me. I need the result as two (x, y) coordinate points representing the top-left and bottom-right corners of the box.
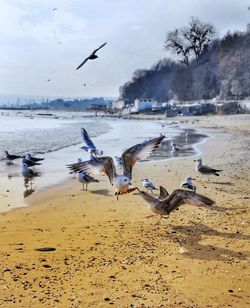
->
(112, 99), (125, 110)
(131, 99), (156, 113)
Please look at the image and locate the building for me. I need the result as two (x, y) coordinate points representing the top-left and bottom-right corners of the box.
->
(112, 99), (125, 110)
(131, 99), (156, 113)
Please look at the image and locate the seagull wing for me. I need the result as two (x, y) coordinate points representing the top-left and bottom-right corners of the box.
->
(122, 135), (165, 179)
(92, 42), (107, 55)
(162, 189), (215, 213)
(67, 156), (115, 184)
(76, 57), (89, 70)
(81, 128), (96, 149)
(158, 186), (169, 200)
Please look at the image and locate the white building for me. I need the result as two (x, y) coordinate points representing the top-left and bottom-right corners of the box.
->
(112, 99), (125, 110)
(131, 99), (156, 112)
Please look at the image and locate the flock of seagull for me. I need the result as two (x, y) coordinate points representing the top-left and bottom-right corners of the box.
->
(4, 127), (223, 223)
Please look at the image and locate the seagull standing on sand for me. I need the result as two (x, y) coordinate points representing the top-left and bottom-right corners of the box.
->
(142, 178), (158, 193)
(5, 151), (21, 164)
(195, 159), (223, 178)
(136, 186), (215, 224)
(181, 176), (196, 192)
(80, 128), (103, 159)
(68, 135), (165, 200)
(76, 42), (107, 70)
(77, 171), (99, 191)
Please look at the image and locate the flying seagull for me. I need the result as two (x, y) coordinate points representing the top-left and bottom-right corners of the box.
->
(76, 42), (107, 70)
(137, 186), (215, 224)
(142, 178), (158, 193)
(195, 159), (223, 177)
(67, 135), (165, 199)
(180, 176), (196, 192)
(77, 171), (99, 191)
(80, 128), (103, 158)
(5, 151), (21, 164)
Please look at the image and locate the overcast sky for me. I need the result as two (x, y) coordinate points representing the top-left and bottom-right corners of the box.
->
(0, 0), (249, 99)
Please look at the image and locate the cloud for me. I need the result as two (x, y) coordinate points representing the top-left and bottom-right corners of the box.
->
(0, 1), (87, 42)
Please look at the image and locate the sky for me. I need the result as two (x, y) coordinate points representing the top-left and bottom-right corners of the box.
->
(0, 0), (249, 100)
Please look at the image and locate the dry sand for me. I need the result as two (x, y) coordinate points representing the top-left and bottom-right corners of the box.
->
(0, 115), (249, 307)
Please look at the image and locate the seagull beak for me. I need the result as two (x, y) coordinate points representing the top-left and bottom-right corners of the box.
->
(192, 178), (196, 181)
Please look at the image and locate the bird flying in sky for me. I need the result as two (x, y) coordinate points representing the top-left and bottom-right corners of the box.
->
(76, 42), (107, 70)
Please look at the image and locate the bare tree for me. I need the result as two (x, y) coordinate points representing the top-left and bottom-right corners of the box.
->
(165, 17), (216, 66)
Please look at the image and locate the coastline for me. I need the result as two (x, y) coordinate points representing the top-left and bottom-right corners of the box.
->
(0, 115), (249, 307)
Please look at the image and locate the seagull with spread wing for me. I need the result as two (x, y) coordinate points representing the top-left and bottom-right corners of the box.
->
(136, 186), (215, 224)
(76, 42), (107, 70)
(80, 128), (103, 158)
(67, 135), (165, 199)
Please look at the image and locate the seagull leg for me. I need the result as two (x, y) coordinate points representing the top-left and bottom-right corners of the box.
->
(82, 184), (84, 191)
(86, 184), (88, 191)
(145, 214), (156, 219)
(155, 216), (163, 225)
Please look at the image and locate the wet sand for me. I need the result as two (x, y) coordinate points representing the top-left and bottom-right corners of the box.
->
(0, 115), (249, 307)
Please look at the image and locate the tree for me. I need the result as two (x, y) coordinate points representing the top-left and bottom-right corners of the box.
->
(165, 17), (216, 66)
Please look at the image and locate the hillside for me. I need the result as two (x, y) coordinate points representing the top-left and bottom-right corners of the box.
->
(119, 31), (250, 103)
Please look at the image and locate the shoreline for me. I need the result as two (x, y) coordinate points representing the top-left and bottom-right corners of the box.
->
(0, 116), (207, 213)
(0, 115), (249, 307)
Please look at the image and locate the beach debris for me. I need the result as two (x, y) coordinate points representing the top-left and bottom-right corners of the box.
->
(179, 247), (188, 254)
(35, 247), (56, 252)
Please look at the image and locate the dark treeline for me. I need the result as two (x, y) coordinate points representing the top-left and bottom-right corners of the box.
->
(119, 30), (250, 103)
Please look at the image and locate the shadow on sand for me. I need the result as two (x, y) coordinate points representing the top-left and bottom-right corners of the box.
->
(91, 189), (110, 196)
(164, 220), (250, 261)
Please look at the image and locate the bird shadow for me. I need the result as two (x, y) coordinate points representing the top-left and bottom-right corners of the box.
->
(163, 220), (250, 261)
(23, 188), (35, 198)
(211, 181), (234, 186)
(91, 189), (110, 196)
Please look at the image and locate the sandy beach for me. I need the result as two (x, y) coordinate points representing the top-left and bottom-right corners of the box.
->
(0, 115), (249, 307)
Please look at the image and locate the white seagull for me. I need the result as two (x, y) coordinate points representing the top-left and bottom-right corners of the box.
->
(142, 178), (158, 193)
(76, 171), (99, 191)
(195, 159), (223, 178)
(171, 141), (180, 153)
(68, 135), (165, 200)
(180, 176), (196, 192)
(80, 128), (103, 159)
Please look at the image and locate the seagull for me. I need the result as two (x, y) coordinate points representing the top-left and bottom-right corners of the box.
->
(80, 128), (103, 158)
(77, 171), (99, 191)
(136, 186), (215, 224)
(181, 176), (196, 192)
(195, 159), (223, 177)
(171, 141), (180, 153)
(67, 135), (165, 200)
(76, 42), (107, 70)
(142, 178), (158, 193)
(22, 163), (40, 179)
(26, 154), (44, 162)
(52, 8), (58, 11)
(22, 156), (41, 167)
(5, 151), (21, 164)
